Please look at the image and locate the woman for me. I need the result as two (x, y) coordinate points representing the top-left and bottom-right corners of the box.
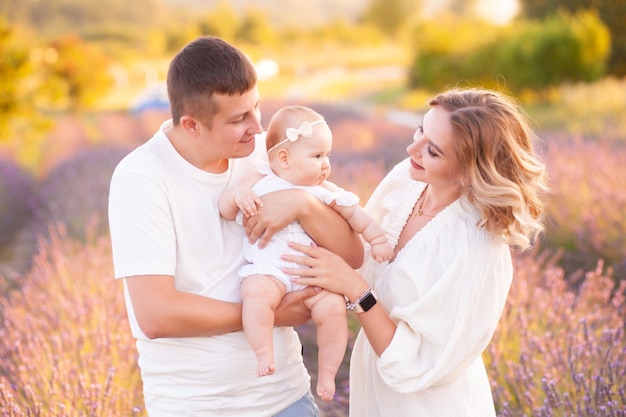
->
(284, 88), (547, 416)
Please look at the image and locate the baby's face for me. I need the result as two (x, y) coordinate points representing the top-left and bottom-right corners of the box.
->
(283, 124), (333, 186)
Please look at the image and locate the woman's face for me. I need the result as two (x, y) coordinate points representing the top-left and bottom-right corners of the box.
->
(406, 106), (462, 188)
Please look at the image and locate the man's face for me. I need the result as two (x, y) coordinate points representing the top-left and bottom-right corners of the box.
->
(198, 86), (263, 162)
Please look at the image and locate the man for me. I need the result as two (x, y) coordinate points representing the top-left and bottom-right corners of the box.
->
(108, 36), (363, 416)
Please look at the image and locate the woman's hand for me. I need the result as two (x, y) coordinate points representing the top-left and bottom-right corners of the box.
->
(287, 242), (397, 357)
(284, 242), (369, 302)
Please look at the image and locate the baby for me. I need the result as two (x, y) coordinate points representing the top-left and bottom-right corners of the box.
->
(218, 105), (393, 401)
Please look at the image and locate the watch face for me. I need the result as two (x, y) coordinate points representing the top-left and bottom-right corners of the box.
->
(359, 292), (377, 312)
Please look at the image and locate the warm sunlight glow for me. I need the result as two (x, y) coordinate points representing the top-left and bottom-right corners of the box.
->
(476, 0), (519, 24)
(423, 0), (519, 24)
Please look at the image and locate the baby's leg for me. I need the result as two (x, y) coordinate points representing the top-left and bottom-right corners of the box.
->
(305, 290), (348, 402)
(241, 274), (286, 376)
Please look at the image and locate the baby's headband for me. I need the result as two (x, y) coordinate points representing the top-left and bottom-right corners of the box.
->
(267, 120), (326, 154)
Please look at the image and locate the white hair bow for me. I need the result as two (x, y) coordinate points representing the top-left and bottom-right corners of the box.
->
(267, 119), (326, 154)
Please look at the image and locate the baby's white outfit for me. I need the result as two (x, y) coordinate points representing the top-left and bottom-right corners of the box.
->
(238, 161), (359, 292)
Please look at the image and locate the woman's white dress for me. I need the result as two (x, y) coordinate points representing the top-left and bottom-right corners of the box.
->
(350, 158), (513, 417)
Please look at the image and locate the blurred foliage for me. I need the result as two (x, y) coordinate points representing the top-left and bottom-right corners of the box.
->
(0, 160), (36, 246)
(409, 10), (611, 94)
(197, 1), (239, 43)
(0, 158), (40, 280)
(0, 0), (170, 51)
(527, 77), (626, 140)
(407, 15), (500, 90)
(518, 0), (626, 77)
(0, 19), (54, 169)
(360, 0), (419, 37)
(0, 18), (30, 137)
(237, 7), (277, 46)
(36, 146), (130, 242)
(494, 10), (609, 92)
(42, 35), (115, 112)
(542, 136), (626, 278)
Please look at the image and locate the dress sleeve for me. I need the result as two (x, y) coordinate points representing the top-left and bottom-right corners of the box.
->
(321, 189), (360, 207)
(363, 158), (412, 226)
(376, 225), (513, 393)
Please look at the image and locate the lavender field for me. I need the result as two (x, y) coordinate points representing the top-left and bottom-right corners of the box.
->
(1, 100), (625, 416)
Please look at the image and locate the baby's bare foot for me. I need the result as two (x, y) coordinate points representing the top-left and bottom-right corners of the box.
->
(317, 382), (335, 402)
(258, 363), (276, 377)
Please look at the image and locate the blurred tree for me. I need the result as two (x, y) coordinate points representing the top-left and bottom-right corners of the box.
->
(42, 35), (114, 112)
(0, 19), (54, 171)
(494, 10), (610, 90)
(407, 16), (499, 89)
(360, 0), (421, 37)
(164, 24), (202, 55)
(409, 11), (610, 94)
(411, 12), (504, 62)
(197, 1), (239, 42)
(0, 0), (167, 38)
(237, 7), (276, 46)
(499, 18), (583, 90)
(0, 18), (30, 139)
(317, 18), (386, 46)
(0, 0), (171, 60)
(568, 9), (612, 80)
(518, 0), (626, 76)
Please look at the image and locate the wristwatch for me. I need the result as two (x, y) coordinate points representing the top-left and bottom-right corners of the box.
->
(346, 288), (377, 313)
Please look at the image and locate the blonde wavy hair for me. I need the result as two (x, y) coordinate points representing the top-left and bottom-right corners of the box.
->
(429, 88), (548, 250)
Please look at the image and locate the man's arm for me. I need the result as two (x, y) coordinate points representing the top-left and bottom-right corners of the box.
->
(125, 275), (242, 338)
(246, 189), (364, 268)
(125, 274), (318, 339)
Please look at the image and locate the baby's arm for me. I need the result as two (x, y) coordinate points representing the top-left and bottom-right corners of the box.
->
(321, 181), (394, 262)
(336, 204), (393, 262)
(218, 172), (265, 220)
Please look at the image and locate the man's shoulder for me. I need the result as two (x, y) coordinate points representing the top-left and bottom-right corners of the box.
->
(114, 133), (167, 174)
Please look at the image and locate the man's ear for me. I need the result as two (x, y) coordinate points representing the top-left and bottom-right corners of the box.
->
(180, 116), (200, 136)
(277, 148), (290, 168)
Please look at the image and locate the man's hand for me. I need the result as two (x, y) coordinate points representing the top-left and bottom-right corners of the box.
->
(244, 189), (311, 248)
(245, 188), (363, 268)
(274, 286), (320, 327)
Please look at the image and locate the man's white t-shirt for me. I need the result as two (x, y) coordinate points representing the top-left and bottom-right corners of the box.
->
(108, 121), (311, 417)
